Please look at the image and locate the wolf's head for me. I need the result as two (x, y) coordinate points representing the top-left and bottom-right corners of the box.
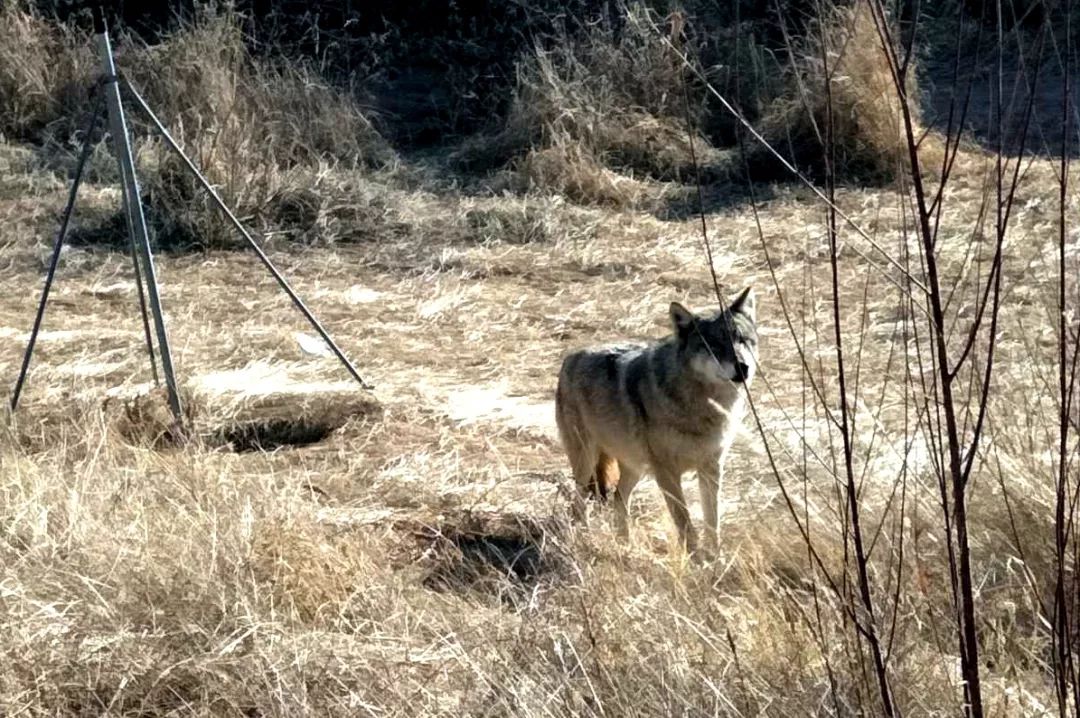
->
(670, 288), (758, 386)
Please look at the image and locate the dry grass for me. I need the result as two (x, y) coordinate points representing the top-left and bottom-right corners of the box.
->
(751, 2), (943, 183)
(1, 3), (393, 251)
(514, 144), (664, 209)
(121, 9), (393, 250)
(105, 363), (383, 451)
(453, 1), (931, 205)
(0, 1), (1078, 715)
(451, 3), (729, 208)
(0, 1), (95, 142)
(124, 12), (390, 169)
(2, 144), (1075, 712)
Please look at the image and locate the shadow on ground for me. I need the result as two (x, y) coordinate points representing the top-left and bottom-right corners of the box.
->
(924, 57), (1080, 158)
(653, 176), (778, 222)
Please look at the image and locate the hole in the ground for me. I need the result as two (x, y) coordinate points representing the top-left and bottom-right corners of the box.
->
(213, 418), (339, 452)
(105, 383), (383, 452)
(417, 510), (567, 603)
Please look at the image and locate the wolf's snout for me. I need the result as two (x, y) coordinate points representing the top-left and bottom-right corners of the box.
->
(733, 361), (750, 382)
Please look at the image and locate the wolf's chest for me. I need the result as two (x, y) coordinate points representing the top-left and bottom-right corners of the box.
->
(657, 397), (742, 455)
(673, 418), (734, 453)
(686, 393), (742, 432)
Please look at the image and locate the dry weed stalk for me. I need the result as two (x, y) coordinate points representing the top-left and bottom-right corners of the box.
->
(872, 0), (1044, 710)
(1050, 7), (1080, 714)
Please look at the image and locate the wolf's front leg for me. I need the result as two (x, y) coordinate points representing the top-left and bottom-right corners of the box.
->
(698, 456), (724, 553)
(656, 468), (697, 556)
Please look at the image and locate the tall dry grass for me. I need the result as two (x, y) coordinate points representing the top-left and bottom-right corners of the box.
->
(1, 0), (1078, 715)
(749, 1), (937, 183)
(451, 3), (732, 209)
(0, 2), (95, 142)
(451, 1), (937, 208)
(124, 8), (394, 250)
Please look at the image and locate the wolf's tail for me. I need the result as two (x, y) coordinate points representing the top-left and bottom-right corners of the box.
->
(592, 452), (620, 501)
(555, 368), (620, 501)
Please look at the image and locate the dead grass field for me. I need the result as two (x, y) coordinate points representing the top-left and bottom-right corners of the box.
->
(2, 2), (1080, 716)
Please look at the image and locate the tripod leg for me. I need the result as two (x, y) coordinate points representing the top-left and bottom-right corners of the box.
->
(95, 18), (185, 430)
(10, 97), (104, 412)
(121, 76), (374, 392)
(115, 134), (161, 387)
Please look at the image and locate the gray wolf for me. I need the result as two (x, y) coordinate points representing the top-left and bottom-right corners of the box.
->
(554, 288), (758, 555)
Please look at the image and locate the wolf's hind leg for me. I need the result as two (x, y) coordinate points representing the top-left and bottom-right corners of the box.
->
(567, 439), (600, 524)
(612, 462), (642, 540)
(556, 390), (596, 524)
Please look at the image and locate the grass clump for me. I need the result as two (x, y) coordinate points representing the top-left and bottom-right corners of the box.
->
(452, 3), (725, 207)
(515, 144), (661, 209)
(0, 1), (95, 142)
(120, 9), (393, 250)
(459, 198), (585, 246)
(124, 11), (391, 170)
(749, 2), (932, 184)
(449, 1), (943, 195)
(0, 4), (394, 251)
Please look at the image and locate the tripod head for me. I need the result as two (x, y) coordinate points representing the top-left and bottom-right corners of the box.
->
(91, 2), (106, 33)
(71, 0), (120, 34)
(90, 1), (122, 34)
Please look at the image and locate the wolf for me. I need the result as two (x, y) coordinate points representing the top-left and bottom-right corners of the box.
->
(554, 288), (758, 556)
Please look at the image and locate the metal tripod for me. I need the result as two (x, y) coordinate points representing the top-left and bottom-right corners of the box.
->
(8, 6), (371, 432)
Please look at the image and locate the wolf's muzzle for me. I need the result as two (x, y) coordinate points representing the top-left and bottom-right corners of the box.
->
(733, 361), (750, 383)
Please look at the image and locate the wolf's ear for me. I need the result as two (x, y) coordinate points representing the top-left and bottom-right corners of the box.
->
(730, 287), (756, 321)
(670, 301), (696, 336)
